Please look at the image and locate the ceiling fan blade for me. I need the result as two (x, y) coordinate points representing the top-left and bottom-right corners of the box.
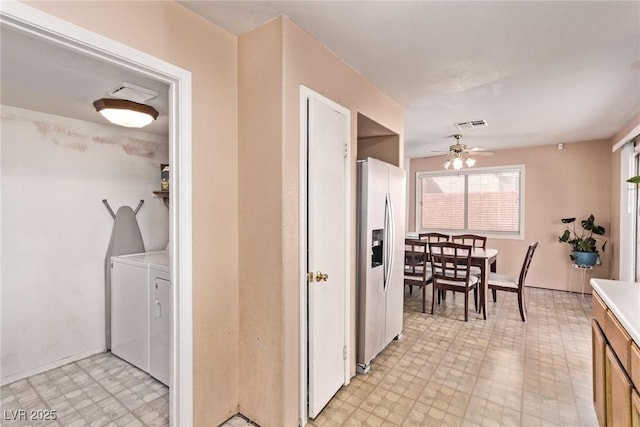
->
(466, 146), (495, 156)
(469, 151), (495, 157)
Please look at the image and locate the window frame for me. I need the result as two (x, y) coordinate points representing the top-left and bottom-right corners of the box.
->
(415, 164), (526, 240)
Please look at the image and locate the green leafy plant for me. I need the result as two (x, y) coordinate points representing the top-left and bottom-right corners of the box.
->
(627, 176), (640, 185)
(558, 214), (607, 253)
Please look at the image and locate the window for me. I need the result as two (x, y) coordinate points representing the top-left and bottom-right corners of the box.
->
(416, 165), (525, 238)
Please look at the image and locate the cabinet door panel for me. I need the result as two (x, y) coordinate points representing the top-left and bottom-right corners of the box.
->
(593, 320), (606, 427)
(606, 346), (632, 427)
(633, 389), (640, 427)
(632, 342), (640, 391)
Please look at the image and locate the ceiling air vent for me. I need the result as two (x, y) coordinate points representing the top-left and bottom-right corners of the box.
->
(108, 82), (158, 104)
(455, 119), (488, 130)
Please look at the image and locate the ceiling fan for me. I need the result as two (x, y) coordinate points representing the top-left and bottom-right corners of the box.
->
(432, 134), (495, 170)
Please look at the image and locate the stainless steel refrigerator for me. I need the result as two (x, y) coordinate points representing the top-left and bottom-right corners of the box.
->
(356, 158), (406, 374)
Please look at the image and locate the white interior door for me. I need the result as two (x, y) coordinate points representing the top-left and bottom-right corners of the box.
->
(307, 95), (349, 419)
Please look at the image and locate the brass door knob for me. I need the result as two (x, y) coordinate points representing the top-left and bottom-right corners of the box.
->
(308, 272), (329, 282)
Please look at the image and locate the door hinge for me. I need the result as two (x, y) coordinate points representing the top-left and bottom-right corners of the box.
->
(343, 346), (347, 360)
(343, 144), (348, 158)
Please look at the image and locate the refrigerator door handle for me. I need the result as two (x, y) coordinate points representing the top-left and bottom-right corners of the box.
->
(383, 193), (392, 291)
(388, 193), (395, 286)
(382, 195), (388, 290)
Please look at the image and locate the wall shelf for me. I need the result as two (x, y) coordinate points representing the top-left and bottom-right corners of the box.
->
(153, 191), (169, 207)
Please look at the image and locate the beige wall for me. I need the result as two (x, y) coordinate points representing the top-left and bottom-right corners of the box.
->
(357, 135), (401, 166)
(238, 16), (403, 427)
(27, 2), (240, 425)
(409, 141), (612, 293)
(282, 17), (403, 425)
(237, 19), (285, 427)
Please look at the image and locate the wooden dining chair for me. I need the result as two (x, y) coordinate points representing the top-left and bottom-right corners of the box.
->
(416, 233), (451, 298)
(405, 238), (426, 295)
(487, 242), (538, 322)
(450, 234), (486, 307)
(417, 233), (454, 300)
(404, 240), (432, 313)
(429, 242), (478, 321)
(405, 238), (426, 274)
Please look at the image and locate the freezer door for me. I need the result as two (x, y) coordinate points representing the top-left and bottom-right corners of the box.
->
(385, 164), (406, 343)
(356, 159), (388, 367)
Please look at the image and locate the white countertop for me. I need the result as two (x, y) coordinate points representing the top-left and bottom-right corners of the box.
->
(591, 278), (640, 345)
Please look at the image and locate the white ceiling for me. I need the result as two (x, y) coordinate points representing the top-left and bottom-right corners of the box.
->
(2, 3), (638, 156)
(180, 0), (640, 158)
(0, 27), (169, 136)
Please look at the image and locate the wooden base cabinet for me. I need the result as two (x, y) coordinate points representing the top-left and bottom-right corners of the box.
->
(593, 287), (639, 427)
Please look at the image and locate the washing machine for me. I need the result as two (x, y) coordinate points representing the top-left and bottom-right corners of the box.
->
(111, 251), (170, 385)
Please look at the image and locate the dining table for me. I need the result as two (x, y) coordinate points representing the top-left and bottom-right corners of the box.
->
(405, 237), (498, 319)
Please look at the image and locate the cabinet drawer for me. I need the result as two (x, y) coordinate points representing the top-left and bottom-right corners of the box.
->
(593, 291), (607, 328)
(606, 309), (631, 372)
(632, 342), (640, 391)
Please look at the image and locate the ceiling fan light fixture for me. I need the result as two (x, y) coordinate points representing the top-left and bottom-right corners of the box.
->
(452, 157), (463, 170)
(93, 98), (158, 128)
(441, 133), (485, 170)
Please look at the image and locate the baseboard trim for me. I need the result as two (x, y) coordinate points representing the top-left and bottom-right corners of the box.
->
(1, 346), (106, 386)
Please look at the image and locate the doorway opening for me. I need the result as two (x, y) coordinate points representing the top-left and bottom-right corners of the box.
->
(0, 4), (193, 425)
(356, 113), (401, 167)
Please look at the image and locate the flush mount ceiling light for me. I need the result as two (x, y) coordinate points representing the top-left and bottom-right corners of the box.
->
(93, 98), (158, 128)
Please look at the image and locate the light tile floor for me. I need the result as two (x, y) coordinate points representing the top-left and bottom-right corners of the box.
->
(1, 353), (168, 426)
(219, 415), (257, 427)
(3, 287), (597, 427)
(302, 287), (598, 427)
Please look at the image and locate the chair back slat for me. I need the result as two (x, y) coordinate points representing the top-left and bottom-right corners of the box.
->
(429, 242), (472, 286)
(451, 234), (487, 249)
(518, 242), (538, 289)
(418, 233), (449, 262)
(418, 232), (449, 243)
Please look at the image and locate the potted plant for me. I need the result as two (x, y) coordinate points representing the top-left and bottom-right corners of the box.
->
(558, 214), (606, 267)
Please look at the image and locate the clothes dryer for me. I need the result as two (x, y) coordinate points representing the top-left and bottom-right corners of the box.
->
(111, 251), (170, 385)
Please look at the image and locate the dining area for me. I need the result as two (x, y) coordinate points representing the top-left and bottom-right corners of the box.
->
(404, 233), (537, 322)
